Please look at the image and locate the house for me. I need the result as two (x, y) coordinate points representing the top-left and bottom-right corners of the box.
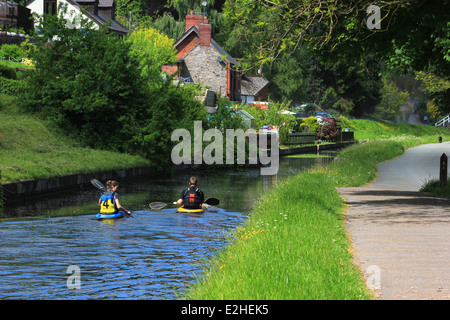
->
(163, 11), (242, 102)
(26, 0), (128, 36)
(241, 74), (269, 104)
(0, 1), (33, 32)
(0, 1), (33, 45)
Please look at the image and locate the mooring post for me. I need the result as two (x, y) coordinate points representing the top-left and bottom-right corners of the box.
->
(440, 153), (447, 187)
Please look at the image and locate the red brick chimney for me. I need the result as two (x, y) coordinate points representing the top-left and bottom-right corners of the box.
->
(185, 10), (211, 47)
(199, 18), (211, 47)
(185, 11), (203, 31)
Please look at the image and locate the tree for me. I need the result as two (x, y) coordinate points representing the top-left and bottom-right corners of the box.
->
(263, 50), (311, 104)
(375, 78), (409, 120)
(19, 6), (206, 171)
(20, 9), (146, 150)
(222, 0), (450, 111)
(126, 26), (178, 81)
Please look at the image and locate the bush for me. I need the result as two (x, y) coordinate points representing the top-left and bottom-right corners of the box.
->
(316, 118), (339, 141)
(0, 77), (23, 94)
(299, 116), (319, 133)
(0, 44), (24, 61)
(279, 125), (290, 145)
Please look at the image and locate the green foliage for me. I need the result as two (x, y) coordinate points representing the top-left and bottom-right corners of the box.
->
(0, 64), (17, 80)
(0, 44), (24, 61)
(126, 27), (177, 81)
(21, 22), (145, 150)
(375, 79), (409, 120)
(320, 87), (339, 109)
(262, 50), (310, 104)
(207, 105), (244, 131)
(0, 77), (24, 95)
(0, 98), (150, 184)
(19, 39), (37, 59)
(420, 176), (450, 199)
(240, 100), (296, 129)
(17, 6), (206, 171)
(316, 118), (338, 141)
(151, 12), (186, 40)
(127, 82), (206, 171)
(340, 116), (450, 141)
(299, 116), (319, 133)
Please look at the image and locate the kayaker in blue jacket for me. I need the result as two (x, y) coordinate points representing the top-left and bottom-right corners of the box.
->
(98, 180), (131, 215)
(173, 176), (205, 209)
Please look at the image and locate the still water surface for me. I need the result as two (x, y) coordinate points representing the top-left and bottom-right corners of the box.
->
(0, 154), (334, 299)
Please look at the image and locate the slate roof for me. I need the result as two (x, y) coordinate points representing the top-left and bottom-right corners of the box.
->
(26, 0), (128, 35)
(174, 24), (239, 66)
(241, 74), (269, 96)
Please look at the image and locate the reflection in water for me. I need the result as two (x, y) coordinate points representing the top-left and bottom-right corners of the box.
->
(0, 153), (335, 299)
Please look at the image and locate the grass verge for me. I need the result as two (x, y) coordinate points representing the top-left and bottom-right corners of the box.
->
(419, 177), (450, 199)
(0, 94), (150, 184)
(184, 124), (450, 299)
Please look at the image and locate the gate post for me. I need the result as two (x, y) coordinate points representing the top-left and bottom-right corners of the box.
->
(440, 153), (447, 187)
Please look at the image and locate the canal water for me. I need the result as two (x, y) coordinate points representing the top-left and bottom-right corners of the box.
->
(0, 153), (335, 299)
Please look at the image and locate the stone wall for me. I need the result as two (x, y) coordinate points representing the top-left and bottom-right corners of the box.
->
(1, 166), (152, 203)
(182, 45), (228, 96)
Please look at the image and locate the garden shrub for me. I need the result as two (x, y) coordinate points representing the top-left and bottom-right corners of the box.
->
(0, 44), (24, 61)
(0, 77), (23, 94)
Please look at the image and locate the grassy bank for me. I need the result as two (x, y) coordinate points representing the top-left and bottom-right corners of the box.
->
(340, 117), (448, 141)
(184, 121), (450, 299)
(0, 94), (150, 184)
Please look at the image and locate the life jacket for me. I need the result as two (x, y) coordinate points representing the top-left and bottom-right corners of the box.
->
(100, 192), (118, 214)
(183, 186), (202, 209)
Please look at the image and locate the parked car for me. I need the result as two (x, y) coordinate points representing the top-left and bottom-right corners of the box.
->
(309, 110), (333, 119)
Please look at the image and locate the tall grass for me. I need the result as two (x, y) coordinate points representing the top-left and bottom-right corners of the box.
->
(185, 120), (450, 300)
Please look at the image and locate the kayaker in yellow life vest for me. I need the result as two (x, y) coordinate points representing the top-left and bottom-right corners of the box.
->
(173, 176), (205, 209)
(98, 180), (131, 215)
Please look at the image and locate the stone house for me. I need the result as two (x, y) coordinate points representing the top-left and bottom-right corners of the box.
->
(163, 11), (247, 102)
(26, 0), (128, 36)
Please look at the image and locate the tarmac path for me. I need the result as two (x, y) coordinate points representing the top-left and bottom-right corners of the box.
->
(338, 142), (450, 300)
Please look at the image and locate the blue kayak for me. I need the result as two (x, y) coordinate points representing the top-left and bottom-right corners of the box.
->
(93, 211), (126, 220)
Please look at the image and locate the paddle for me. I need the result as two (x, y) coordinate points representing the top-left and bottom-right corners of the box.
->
(149, 197), (220, 210)
(204, 197), (220, 206)
(90, 179), (106, 192)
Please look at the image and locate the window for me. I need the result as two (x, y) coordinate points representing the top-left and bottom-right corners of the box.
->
(44, 0), (57, 15)
(8, 7), (16, 17)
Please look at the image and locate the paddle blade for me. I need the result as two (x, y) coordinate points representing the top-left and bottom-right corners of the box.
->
(91, 179), (106, 191)
(149, 202), (168, 210)
(204, 197), (220, 206)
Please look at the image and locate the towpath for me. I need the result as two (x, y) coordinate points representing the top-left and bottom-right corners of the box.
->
(338, 142), (450, 300)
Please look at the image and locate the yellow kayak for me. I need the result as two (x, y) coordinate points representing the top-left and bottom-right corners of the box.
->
(177, 204), (207, 213)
